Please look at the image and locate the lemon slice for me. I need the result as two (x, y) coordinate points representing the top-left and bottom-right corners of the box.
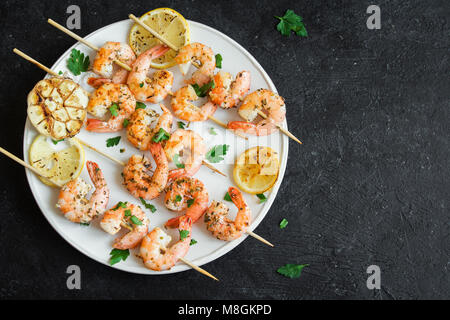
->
(129, 8), (190, 69)
(233, 147), (280, 194)
(29, 135), (85, 187)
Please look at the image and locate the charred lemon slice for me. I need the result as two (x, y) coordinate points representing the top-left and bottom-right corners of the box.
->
(129, 8), (190, 69)
(27, 77), (89, 140)
(29, 135), (85, 187)
(233, 147), (280, 194)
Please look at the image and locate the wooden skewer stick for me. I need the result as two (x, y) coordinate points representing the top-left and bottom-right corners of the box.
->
(128, 14), (247, 140)
(246, 230), (274, 247)
(0, 146), (218, 281)
(14, 49), (227, 177)
(256, 110), (302, 145)
(47, 19), (132, 72)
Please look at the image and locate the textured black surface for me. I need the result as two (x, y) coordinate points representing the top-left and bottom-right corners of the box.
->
(0, 0), (449, 300)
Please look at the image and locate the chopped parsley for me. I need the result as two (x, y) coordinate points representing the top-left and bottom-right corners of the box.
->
(52, 139), (64, 145)
(79, 222), (90, 226)
(256, 193), (267, 203)
(224, 192), (232, 202)
(124, 209), (132, 217)
(187, 199), (195, 208)
(206, 144), (230, 163)
(106, 136), (121, 147)
(173, 154), (185, 169)
(67, 49), (90, 76)
(123, 119), (129, 127)
(279, 218), (288, 229)
(277, 264), (309, 279)
(179, 230), (190, 241)
(190, 239), (197, 246)
(109, 103), (119, 117)
(192, 80), (215, 97)
(109, 248), (130, 265)
(209, 127), (217, 135)
(175, 195), (182, 202)
(177, 121), (186, 129)
(130, 215), (143, 225)
(120, 148), (125, 153)
(215, 54), (222, 69)
(135, 102), (146, 110)
(152, 128), (170, 143)
(112, 201), (127, 211)
(275, 9), (308, 37)
(139, 197), (157, 213)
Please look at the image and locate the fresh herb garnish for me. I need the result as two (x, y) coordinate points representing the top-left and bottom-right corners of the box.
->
(224, 192), (232, 202)
(124, 209), (132, 217)
(109, 103), (119, 117)
(215, 54), (222, 68)
(177, 121), (186, 129)
(279, 218), (288, 229)
(139, 197), (157, 213)
(112, 201), (127, 211)
(173, 154), (185, 169)
(109, 248), (130, 265)
(106, 136), (121, 147)
(139, 82), (144, 88)
(58, 71), (63, 75)
(209, 127), (217, 135)
(277, 264), (309, 278)
(275, 9), (308, 37)
(52, 139), (64, 145)
(206, 144), (230, 163)
(120, 148), (125, 153)
(136, 102), (146, 110)
(80, 222), (90, 226)
(67, 49), (90, 76)
(130, 215), (143, 225)
(152, 128), (170, 143)
(187, 199), (195, 208)
(175, 195), (182, 202)
(123, 119), (129, 127)
(192, 80), (215, 97)
(256, 193), (267, 203)
(179, 230), (190, 241)
(190, 239), (197, 246)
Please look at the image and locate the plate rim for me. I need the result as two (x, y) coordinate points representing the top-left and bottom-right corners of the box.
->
(23, 18), (289, 275)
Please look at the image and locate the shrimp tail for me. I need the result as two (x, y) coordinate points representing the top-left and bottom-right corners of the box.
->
(149, 44), (170, 59)
(87, 77), (112, 88)
(86, 118), (114, 132)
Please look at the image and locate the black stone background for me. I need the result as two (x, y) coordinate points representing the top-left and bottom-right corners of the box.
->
(0, 0), (448, 300)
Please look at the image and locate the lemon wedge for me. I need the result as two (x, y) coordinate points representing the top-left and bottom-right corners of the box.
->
(233, 147), (280, 194)
(129, 8), (190, 69)
(29, 135), (85, 187)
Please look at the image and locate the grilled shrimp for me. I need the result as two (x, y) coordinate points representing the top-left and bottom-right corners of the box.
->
(57, 161), (109, 224)
(164, 129), (206, 181)
(171, 85), (217, 121)
(227, 89), (286, 136)
(175, 42), (216, 86)
(209, 70), (251, 109)
(127, 45), (173, 103)
(127, 104), (173, 151)
(164, 177), (209, 228)
(101, 203), (149, 250)
(89, 42), (136, 86)
(122, 142), (169, 200)
(204, 187), (251, 241)
(140, 216), (192, 271)
(86, 83), (136, 132)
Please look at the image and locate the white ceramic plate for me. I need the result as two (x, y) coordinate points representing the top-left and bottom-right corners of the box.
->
(23, 19), (288, 275)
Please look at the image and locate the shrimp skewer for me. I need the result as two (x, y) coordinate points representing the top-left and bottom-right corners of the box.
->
(209, 70), (251, 109)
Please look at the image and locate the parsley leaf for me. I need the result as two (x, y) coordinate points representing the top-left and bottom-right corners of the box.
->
(190, 239), (197, 246)
(139, 197), (157, 213)
(173, 154), (185, 169)
(177, 121), (186, 129)
(192, 80), (215, 98)
(277, 264), (309, 278)
(152, 128), (170, 143)
(175, 195), (182, 202)
(187, 199), (195, 208)
(215, 54), (222, 69)
(224, 192), (232, 202)
(275, 9), (308, 37)
(106, 136), (121, 147)
(112, 201), (127, 211)
(179, 230), (190, 241)
(206, 144), (230, 163)
(124, 209), (132, 217)
(109, 103), (119, 117)
(123, 119), (129, 127)
(109, 248), (130, 265)
(130, 215), (143, 225)
(52, 139), (64, 145)
(280, 218), (289, 229)
(209, 127), (217, 135)
(257, 193), (267, 203)
(67, 49), (90, 76)
(80, 222), (90, 226)
(135, 102), (146, 110)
